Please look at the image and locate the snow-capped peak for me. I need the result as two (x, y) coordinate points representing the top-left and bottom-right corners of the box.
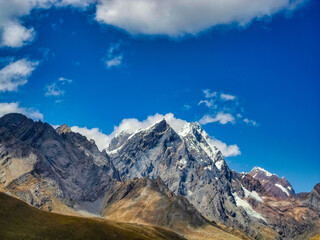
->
(178, 122), (206, 137)
(252, 167), (274, 177)
(178, 122), (221, 164)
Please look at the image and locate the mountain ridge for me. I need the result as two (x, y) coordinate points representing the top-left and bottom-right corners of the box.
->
(0, 113), (319, 240)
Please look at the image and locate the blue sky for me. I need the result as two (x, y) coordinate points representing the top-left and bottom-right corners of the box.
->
(0, 0), (319, 192)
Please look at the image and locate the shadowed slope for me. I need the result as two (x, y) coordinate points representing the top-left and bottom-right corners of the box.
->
(0, 192), (185, 240)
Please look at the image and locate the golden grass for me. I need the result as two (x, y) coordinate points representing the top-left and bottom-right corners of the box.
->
(0, 192), (185, 240)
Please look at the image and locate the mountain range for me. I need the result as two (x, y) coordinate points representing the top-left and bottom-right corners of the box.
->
(0, 113), (319, 240)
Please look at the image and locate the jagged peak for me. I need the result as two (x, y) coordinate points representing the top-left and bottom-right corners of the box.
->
(56, 124), (72, 135)
(107, 119), (171, 154)
(134, 118), (169, 134)
(148, 118), (167, 129)
(251, 167), (275, 177)
(179, 121), (203, 137)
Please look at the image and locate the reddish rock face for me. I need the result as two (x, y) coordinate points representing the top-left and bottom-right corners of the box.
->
(240, 173), (265, 195)
(249, 167), (295, 199)
(301, 183), (320, 212)
(314, 183), (320, 194)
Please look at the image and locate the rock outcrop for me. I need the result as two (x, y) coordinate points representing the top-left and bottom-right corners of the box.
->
(249, 167), (295, 199)
(0, 113), (119, 214)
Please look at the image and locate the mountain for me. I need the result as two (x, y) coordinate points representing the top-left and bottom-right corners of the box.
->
(0, 191), (185, 240)
(249, 167), (295, 199)
(108, 119), (320, 239)
(0, 113), (319, 240)
(0, 113), (119, 214)
(109, 119), (280, 238)
(0, 113), (242, 239)
(244, 168), (320, 239)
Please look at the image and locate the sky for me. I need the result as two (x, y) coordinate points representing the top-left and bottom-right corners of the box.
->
(0, 0), (319, 192)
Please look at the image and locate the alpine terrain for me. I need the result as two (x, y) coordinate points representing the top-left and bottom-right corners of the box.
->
(0, 113), (319, 240)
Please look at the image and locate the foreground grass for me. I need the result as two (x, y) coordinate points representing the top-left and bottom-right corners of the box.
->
(0, 192), (185, 240)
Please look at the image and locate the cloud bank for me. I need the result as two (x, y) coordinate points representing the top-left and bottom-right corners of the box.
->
(0, 102), (43, 120)
(0, 0), (305, 46)
(95, 0), (304, 36)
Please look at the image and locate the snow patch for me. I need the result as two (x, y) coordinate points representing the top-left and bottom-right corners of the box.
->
(215, 160), (224, 170)
(275, 183), (290, 196)
(180, 122), (219, 161)
(204, 165), (212, 171)
(233, 193), (266, 222)
(178, 158), (188, 170)
(253, 167), (273, 177)
(242, 186), (263, 203)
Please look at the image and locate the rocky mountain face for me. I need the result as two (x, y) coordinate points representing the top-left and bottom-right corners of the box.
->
(107, 119), (320, 239)
(298, 183), (320, 212)
(0, 113), (319, 240)
(109, 120), (279, 238)
(249, 167), (295, 199)
(0, 113), (119, 214)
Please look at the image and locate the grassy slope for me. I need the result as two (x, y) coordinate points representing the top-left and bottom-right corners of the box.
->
(102, 180), (244, 240)
(0, 192), (185, 240)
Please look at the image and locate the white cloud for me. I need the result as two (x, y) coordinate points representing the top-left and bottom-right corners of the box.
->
(243, 118), (258, 126)
(0, 0), (306, 47)
(0, 21), (35, 48)
(105, 42), (123, 68)
(95, 0), (303, 36)
(183, 104), (192, 110)
(0, 102), (43, 120)
(0, 0), (93, 48)
(58, 76), (72, 84)
(0, 0), (54, 48)
(45, 83), (64, 96)
(57, 0), (96, 8)
(199, 112), (235, 125)
(203, 89), (217, 98)
(198, 89), (257, 127)
(106, 56), (122, 68)
(70, 112), (240, 158)
(220, 93), (236, 101)
(45, 76), (72, 97)
(210, 137), (240, 157)
(0, 58), (38, 92)
(198, 99), (215, 108)
(0, 0), (306, 48)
